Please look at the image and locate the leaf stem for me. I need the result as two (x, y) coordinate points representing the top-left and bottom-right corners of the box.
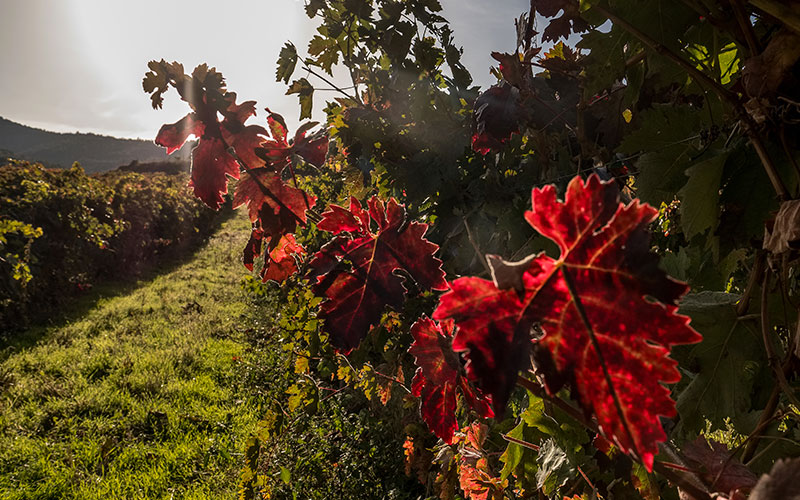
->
(501, 433), (540, 451)
(741, 269), (800, 461)
(301, 62), (356, 100)
(736, 251), (766, 315)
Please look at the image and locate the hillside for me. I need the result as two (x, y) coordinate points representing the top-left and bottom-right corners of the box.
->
(0, 117), (193, 173)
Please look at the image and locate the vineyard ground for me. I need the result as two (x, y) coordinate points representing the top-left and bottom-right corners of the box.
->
(0, 212), (267, 499)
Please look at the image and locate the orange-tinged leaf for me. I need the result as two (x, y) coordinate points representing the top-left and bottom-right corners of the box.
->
(262, 234), (304, 283)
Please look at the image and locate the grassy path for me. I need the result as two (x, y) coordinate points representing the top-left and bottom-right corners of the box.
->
(0, 213), (263, 500)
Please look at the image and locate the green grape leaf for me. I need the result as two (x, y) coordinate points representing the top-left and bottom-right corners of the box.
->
(276, 42), (298, 83)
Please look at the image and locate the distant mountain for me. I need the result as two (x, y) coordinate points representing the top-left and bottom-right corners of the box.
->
(0, 116), (193, 173)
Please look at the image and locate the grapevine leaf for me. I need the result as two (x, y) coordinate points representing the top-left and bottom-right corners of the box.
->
(535, 439), (574, 496)
(146, 63), (279, 210)
(315, 198), (369, 234)
(262, 234), (305, 283)
(233, 171), (310, 223)
(631, 463), (661, 500)
(255, 110), (328, 170)
(293, 125), (328, 168)
(234, 167), (313, 284)
(155, 113), (204, 154)
(190, 137), (239, 210)
(267, 110), (288, 144)
(431, 267), (532, 418)
(532, 0), (589, 42)
(458, 423), (506, 500)
(499, 420), (539, 485)
(764, 200), (800, 255)
(472, 82), (522, 155)
(458, 457), (505, 500)
(276, 42), (298, 83)
(681, 436), (758, 498)
(142, 59), (185, 109)
(309, 197), (448, 352)
(434, 175), (701, 471)
(620, 105), (705, 206)
(243, 231), (304, 283)
(408, 317), (493, 443)
(243, 229), (263, 272)
(750, 458), (800, 500)
(287, 78), (315, 120)
(220, 100), (269, 170)
(673, 292), (765, 436)
(678, 152), (729, 239)
(491, 52), (526, 88)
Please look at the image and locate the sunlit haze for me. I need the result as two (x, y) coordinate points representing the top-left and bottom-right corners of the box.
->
(1, 0), (532, 139)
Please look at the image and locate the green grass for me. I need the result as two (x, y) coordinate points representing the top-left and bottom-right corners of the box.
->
(0, 213), (265, 500)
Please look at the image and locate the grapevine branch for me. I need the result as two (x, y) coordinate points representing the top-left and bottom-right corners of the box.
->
(740, 270), (800, 462)
(759, 272), (800, 408)
(730, 0), (761, 55)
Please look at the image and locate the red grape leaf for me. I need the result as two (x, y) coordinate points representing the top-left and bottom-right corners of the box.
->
(155, 113), (204, 154)
(472, 82), (522, 155)
(293, 123), (328, 167)
(233, 170), (314, 227)
(316, 197), (370, 234)
(263, 234), (304, 283)
(256, 110), (328, 170)
(432, 271), (532, 418)
(532, 0), (589, 42)
(408, 317), (493, 443)
(234, 171), (314, 283)
(189, 136), (240, 209)
(243, 228), (263, 272)
(145, 64), (322, 211)
(220, 99), (268, 170)
(309, 196), (447, 352)
(682, 436), (757, 499)
(457, 423), (506, 500)
(434, 174), (701, 471)
(146, 64), (262, 209)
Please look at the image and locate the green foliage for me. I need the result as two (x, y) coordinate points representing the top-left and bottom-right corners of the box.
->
(0, 160), (220, 329)
(0, 219), (42, 284)
(235, 283), (425, 499)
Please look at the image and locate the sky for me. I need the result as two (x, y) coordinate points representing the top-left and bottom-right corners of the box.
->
(0, 0), (534, 140)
